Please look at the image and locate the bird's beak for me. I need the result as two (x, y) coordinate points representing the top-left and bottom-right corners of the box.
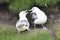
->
(25, 10), (28, 13)
(29, 9), (32, 12)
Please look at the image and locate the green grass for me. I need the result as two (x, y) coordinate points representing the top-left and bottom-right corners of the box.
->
(0, 25), (52, 40)
(53, 24), (60, 40)
(30, 30), (52, 40)
(9, 0), (33, 12)
(35, 0), (58, 6)
(8, 0), (60, 13)
(0, 0), (60, 13)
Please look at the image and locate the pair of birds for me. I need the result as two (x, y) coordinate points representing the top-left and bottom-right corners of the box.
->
(16, 7), (48, 32)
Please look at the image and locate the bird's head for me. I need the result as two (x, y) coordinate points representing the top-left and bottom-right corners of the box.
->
(19, 10), (29, 16)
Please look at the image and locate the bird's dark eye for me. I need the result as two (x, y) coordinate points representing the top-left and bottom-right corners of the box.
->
(32, 13), (36, 15)
(31, 12), (37, 16)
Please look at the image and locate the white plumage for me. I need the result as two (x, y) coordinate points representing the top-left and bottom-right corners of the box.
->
(16, 10), (30, 32)
(29, 7), (48, 30)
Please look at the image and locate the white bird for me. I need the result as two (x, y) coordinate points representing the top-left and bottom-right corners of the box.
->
(16, 10), (30, 32)
(29, 7), (48, 30)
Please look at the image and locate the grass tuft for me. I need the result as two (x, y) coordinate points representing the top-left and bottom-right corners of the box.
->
(0, 26), (52, 40)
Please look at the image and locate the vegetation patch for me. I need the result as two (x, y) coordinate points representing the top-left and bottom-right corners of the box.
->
(8, 0), (60, 13)
(0, 26), (52, 40)
(53, 24), (60, 40)
(9, 0), (33, 12)
(35, 0), (58, 6)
